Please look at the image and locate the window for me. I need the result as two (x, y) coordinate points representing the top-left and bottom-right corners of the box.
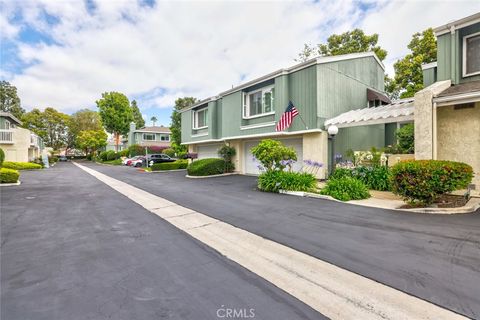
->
(143, 133), (156, 141)
(193, 108), (208, 129)
(160, 134), (170, 141)
(463, 32), (480, 77)
(5, 120), (10, 130)
(243, 86), (275, 118)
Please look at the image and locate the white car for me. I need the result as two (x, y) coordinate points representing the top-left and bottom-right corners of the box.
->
(129, 157), (145, 167)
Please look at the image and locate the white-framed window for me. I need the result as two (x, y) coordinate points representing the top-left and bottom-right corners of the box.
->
(5, 120), (10, 130)
(463, 31), (480, 77)
(193, 108), (208, 129)
(142, 133), (156, 141)
(160, 134), (170, 141)
(243, 85), (275, 119)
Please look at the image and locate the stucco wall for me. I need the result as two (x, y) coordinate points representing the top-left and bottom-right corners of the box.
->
(1, 128), (32, 162)
(302, 132), (328, 179)
(437, 103), (480, 187)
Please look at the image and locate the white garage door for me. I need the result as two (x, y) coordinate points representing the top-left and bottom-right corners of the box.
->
(244, 138), (303, 175)
(197, 144), (223, 159)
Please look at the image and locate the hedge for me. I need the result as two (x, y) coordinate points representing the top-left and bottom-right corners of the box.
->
(320, 177), (370, 201)
(151, 160), (188, 171)
(257, 170), (317, 193)
(2, 161), (43, 170)
(331, 166), (392, 191)
(187, 158), (233, 176)
(390, 160), (473, 205)
(0, 147), (4, 166)
(0, 168), (20, 183)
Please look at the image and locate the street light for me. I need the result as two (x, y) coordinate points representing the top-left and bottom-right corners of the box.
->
(327, 125), (338, 177)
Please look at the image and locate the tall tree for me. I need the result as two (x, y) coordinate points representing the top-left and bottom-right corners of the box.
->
(96, 92), (133, 152)
(22, 107), (70, 150)
(296, 29), (387, 62)
(131, 100), (145, 128)
(170, 97), (197, 153)
(76, 130), (107, 156)
(391, 28), (437, 98)
(150, 116), (157, 126)
(67, 109), (103, 152)
(0, 81), (25, 119)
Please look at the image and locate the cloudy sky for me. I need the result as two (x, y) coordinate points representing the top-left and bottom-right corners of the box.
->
(1, 0), (479, 126)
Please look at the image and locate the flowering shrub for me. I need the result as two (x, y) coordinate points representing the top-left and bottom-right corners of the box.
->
(332, 164), (391, 191)
(303, 159), (323, 176)
(320, 177), (370, 201)
(251, 139), (297, 172)
(391, 160), (473, 205)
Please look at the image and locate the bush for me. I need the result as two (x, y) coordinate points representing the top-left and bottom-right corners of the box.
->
(396, 123), (414, 154)
(99, 151), (108, 161)
(128, 144), (168, 157)
(251, 139), (297, 172)
(187, 158), (233, 176)
(86, 154), (93, 161)
(103, 159), (123, 165)
(2, 161), (42, 170)
(163, 148), (176, 157)
(118, 149), (129, 157)
(49, 156), (58, 164)
(0, 147), (4, 166)
(331, 166), (392, 191)
(0, 168), (19, 183)
(320, 177), (370, 201)
(391, 160), (473, 205)
(257, 170), (317, 193)
(151, 160), (188, 171)
(106, 150), (117, 161)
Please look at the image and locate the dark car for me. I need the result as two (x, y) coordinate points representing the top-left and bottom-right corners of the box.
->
(59, 155), (69, 162)
(147, 154), (175, 166)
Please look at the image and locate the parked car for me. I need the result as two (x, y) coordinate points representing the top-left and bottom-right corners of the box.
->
(147, 154), (175, 166)
(123, 156), (139, 166)
(130, 156), (146, 167)
(58, 155), (68, 162)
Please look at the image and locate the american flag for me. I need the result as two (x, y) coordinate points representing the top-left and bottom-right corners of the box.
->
(275, 101), (299, 132)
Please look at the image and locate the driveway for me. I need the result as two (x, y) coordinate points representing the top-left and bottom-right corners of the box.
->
(1, 163), (322, 320)
(81, 161), (480, 319)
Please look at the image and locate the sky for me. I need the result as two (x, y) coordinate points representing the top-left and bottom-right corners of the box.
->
(1, 0), (479, 126)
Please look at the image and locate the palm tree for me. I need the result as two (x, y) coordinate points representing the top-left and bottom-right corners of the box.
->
(150, 116), (157, 126)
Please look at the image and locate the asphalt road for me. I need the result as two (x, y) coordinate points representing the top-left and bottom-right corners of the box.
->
(1, 163), (323, 320)
(81, 161), (480, 319)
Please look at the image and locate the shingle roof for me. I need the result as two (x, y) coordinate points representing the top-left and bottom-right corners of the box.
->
(135, 126), (171, 133)
(436, 80), (480, 98)
(0, 112), (22, 125)
(324, 99), (414, 128)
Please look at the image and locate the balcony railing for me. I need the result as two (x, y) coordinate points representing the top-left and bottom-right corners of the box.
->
(0, 130), (13, 144)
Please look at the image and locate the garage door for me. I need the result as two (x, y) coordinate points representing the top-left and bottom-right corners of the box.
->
(244, 138), (303, 175)
(197, 144), (223, 159)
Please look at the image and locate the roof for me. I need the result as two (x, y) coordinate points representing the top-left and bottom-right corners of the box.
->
(433, 80), (480, 106)
(0, 111), (22, 125)
(434, 12), (480, 36)
(134, 126), (171, 133)
(437, 80), (480, 97)
(324, 98), (414, 128)
(182, 51), (385, 113)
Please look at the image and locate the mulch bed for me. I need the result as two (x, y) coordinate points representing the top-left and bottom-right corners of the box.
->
(399, 194), (469, 209)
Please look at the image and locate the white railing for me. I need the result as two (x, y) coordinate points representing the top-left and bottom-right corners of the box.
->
(0, 130), (13, 143)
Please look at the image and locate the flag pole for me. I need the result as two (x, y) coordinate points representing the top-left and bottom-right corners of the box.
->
(297, 114), (308, 130)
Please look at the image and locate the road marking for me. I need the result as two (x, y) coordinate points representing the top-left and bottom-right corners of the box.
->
(74, 162), (468, 320)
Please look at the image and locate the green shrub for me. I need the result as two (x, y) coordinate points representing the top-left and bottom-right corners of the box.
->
(103, 159), (123, 165)
(151, 160), (188, 171)
(163, 148), (176, 157)
(86, 154), (93, 161)
(331, 166), (392, 191)
(187, 158), (233, 176)
(118, 149), (129, 157)
(251, 139), (297, 172)
(106, 150), (117, 161)
(396, 123), (414, 154)
(99, 151), (108, 161)
(320, 177), (370, 201)
(391, 160), (473, 205)
(257, 170), (317, 193)
(0, 168), (20, 183)
(2, 161), (42, 170)
(330, 168), (353, 180)
(49, 156), (58, 164)
(0, 147), (4, 166)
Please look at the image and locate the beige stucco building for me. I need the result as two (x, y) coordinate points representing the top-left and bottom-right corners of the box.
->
(0, 112), (44, 162)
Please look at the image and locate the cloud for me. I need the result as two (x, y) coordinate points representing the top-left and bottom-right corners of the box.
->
(1, 0), (480, 116)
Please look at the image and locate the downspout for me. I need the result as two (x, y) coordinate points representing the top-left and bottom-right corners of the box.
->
(450, 26), (456, 84)
(432, 101), (437, 160)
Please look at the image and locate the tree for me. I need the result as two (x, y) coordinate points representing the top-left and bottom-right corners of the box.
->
(22, 107), (70, 150)
(170, 97), (197, 153)
(296, 29), (387, 62)
(96, 92), (133, 152)
(150, 116), (157, 126)
(392, 28), (437, 98)
(76, 130), (107, 155)
(67, 109), (103, 152)
(0, 81), (25, 119)
(131, 100), (145, 128)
